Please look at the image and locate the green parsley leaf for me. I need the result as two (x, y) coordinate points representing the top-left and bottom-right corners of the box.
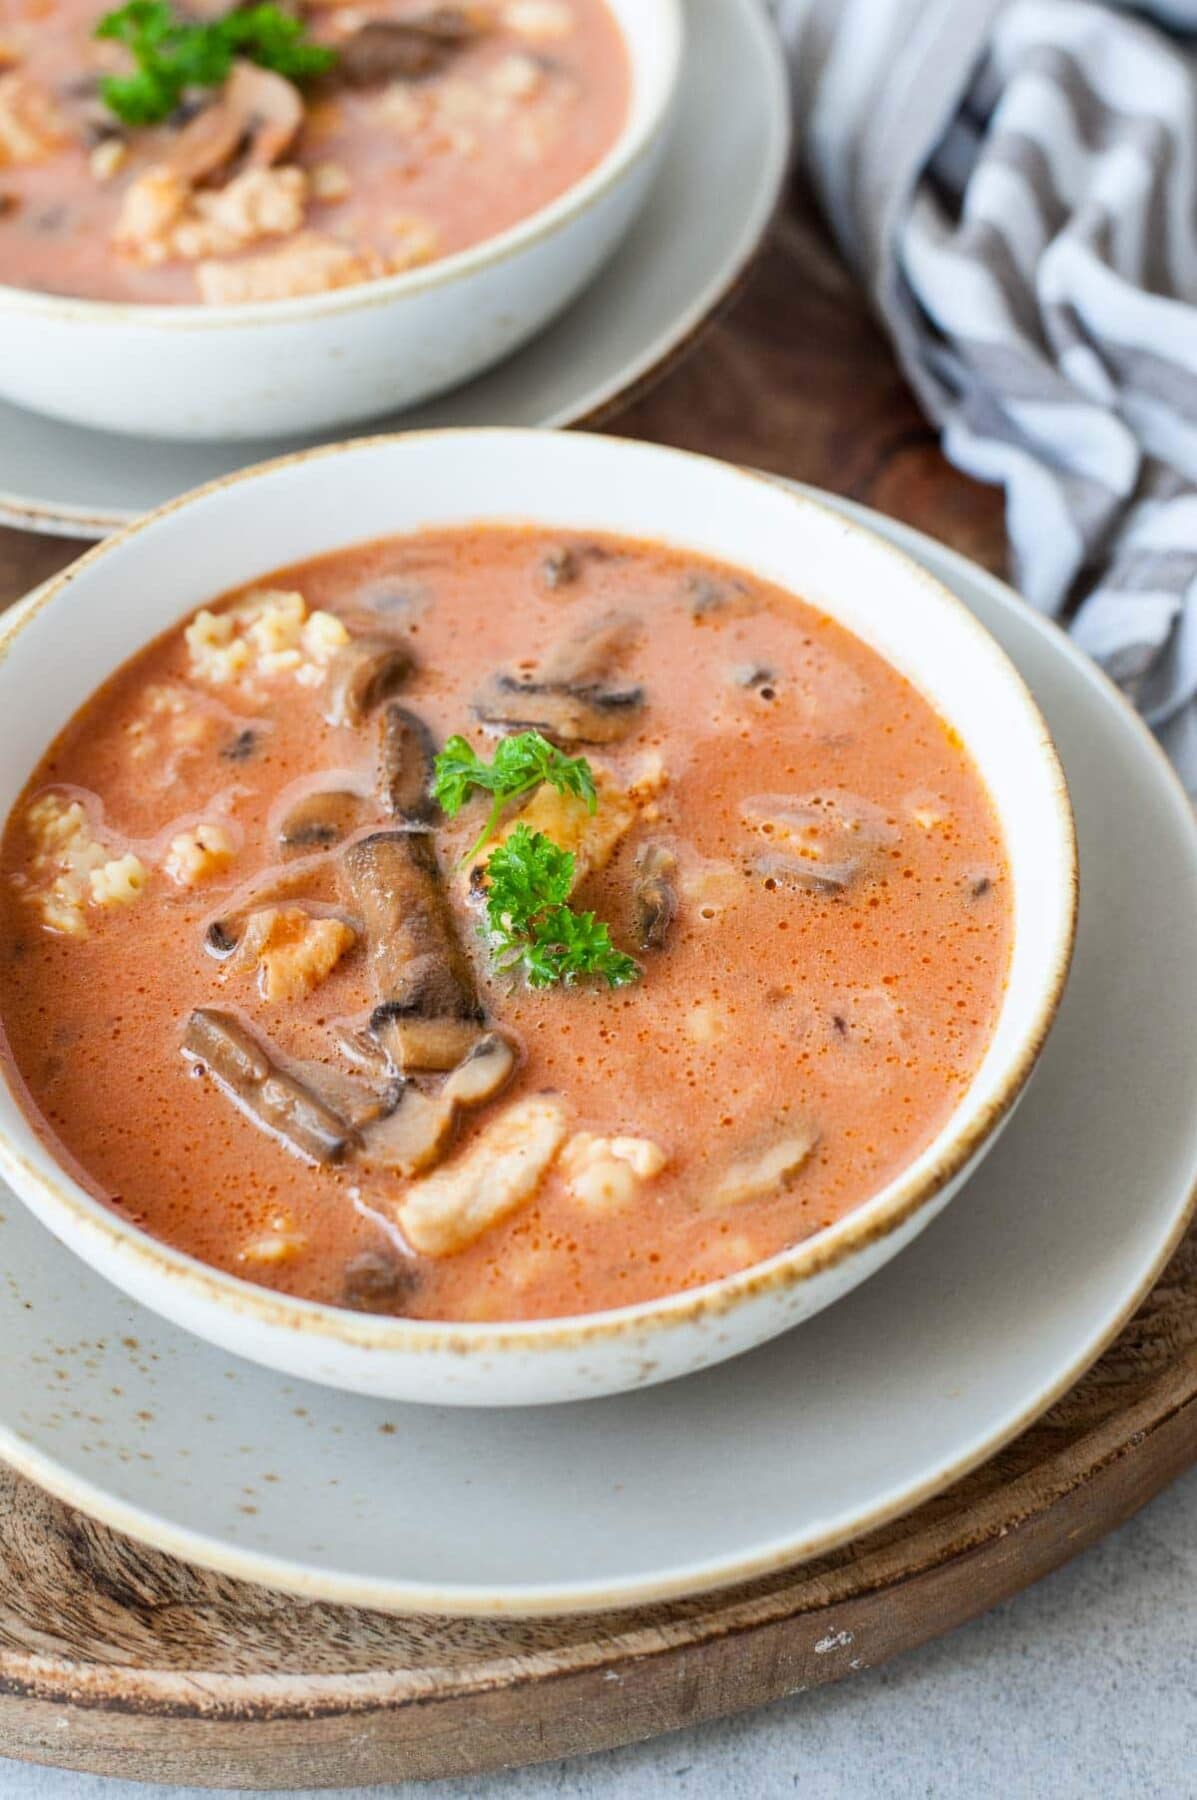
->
(481, 826), (640, 991)
(433, 730), (597, 859)
(94, 1), (335, 128)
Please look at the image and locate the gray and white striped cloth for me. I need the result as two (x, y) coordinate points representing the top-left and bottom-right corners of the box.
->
(773, 0), (1197, 786)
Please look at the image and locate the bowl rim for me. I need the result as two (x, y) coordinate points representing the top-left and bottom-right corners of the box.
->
(0, 0), (684, 331)
(0, 427), (1080, 1364)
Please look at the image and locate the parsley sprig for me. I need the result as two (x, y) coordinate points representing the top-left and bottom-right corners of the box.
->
(95, 1), (336, 128)
(433, 731), (597, 860)
(483, 826), (640, 990)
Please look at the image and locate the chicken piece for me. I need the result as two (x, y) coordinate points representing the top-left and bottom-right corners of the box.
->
(116, 165), (308, 264)
(0, 74), (68, 165)
(232, 906), (357, 1003)
(711, 1128), (819, 1209)
(560, 1132), (667, 1211)
(395, 1094), (567, 1256)
(113, 169), (189, 261)
(172, 166), (309, 260)
(197, 232), (384, 305)
(471, 759), (665, 896)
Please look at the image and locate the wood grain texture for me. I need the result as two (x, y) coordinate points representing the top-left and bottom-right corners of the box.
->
(0, 191), (1192, 1789)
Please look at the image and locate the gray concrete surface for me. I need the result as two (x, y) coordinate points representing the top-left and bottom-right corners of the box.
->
(2, 1462), (1195, 1797)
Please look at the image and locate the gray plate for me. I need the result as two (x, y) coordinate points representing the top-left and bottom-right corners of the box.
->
(0, 0), (791, 538)
(0, 491), (1193, 1616)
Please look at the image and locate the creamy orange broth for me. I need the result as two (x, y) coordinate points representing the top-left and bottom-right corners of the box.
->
(0, 529), (1012, 1321)
(0, 0), (628, 304)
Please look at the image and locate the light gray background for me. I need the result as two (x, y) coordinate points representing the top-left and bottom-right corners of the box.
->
(0, 1463), (1193, 1798)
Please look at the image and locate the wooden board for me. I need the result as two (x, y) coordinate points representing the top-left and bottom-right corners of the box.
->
(0, 188), (1194, 1788)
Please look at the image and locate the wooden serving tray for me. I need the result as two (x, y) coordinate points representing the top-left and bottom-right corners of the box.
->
(0, 1232), (1192, 1788)
(1, 195), (1194, 1788)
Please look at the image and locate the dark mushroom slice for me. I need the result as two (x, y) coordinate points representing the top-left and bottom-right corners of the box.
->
(632, 843), (678, 951)
(474, 673), (643, 746)
(358, 1032), (516, 1177)
(473, 611), (644, 744)
(182, 1008), (355, 1164)
(343, 829), (485, 1072)
(729, 662), (778, 697)
(325, 635), (416, 729)
(221, 726), (259, 762)
(540, 545), (580, 589)
(687, 573), (759, 618)
(336, 9), (481, 85)
(754, 852), (856, 896)
(342, 1249), (417, 1312)
(0, 194), (17, 219)
(163, 61), (303, 183)
(536, 609), (640, 686)
(277, 787), (370, 856)
(378, 704), (438, 823)
(288, 1057), (403, 1131)
(331, 1022), (396, 1079)
(204, 920), (240, 962)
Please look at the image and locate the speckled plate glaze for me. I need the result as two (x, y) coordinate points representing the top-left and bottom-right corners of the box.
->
(0, 493), (1194, 1617)
(0, 0), (789, 538)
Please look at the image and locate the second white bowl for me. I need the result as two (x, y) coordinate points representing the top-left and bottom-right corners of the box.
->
(0, 0), (682, 441)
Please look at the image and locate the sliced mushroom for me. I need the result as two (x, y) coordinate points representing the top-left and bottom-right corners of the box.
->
(378, 704), (438, 823)
(331, 1022), (395, 1079)
(536, 611), (639, 687)
(288, 1056), (402, 1131)
(743, 792), (899, 896)
(342, 1249), (415, 1311)
(324, 634), (416, 729)
(632, 842), (678, 951)
(755, 852), (856, 896)
(182, 1008), (355, 1164)
(358, 1031), (516, 1177)
(729, 662), (778, 697)
(473, 611), (644, 745)
(474, 675), (643, 745)
(163, 61), (303, 185)
(337, 9), (481, 85)
(395, 1093), (568, 1257)
(343, 829), (485, 1072)
(711, 1127), (819, 1209)
(540, 545), (580, 590)
(278, 787), (369, 855)
(687, 572), (758, 618)
(221, 726), (259, 762)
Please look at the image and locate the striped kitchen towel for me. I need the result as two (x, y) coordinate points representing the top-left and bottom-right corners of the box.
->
(773, 0), (1197, 785)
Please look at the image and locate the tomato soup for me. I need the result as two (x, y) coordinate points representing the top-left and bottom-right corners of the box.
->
(0, 0), (629, 304)
(0, 528), (1013, 1321)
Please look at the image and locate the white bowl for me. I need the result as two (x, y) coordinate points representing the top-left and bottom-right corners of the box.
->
(0, 1), (682, 442)
(0, 431), (1078, 1406)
